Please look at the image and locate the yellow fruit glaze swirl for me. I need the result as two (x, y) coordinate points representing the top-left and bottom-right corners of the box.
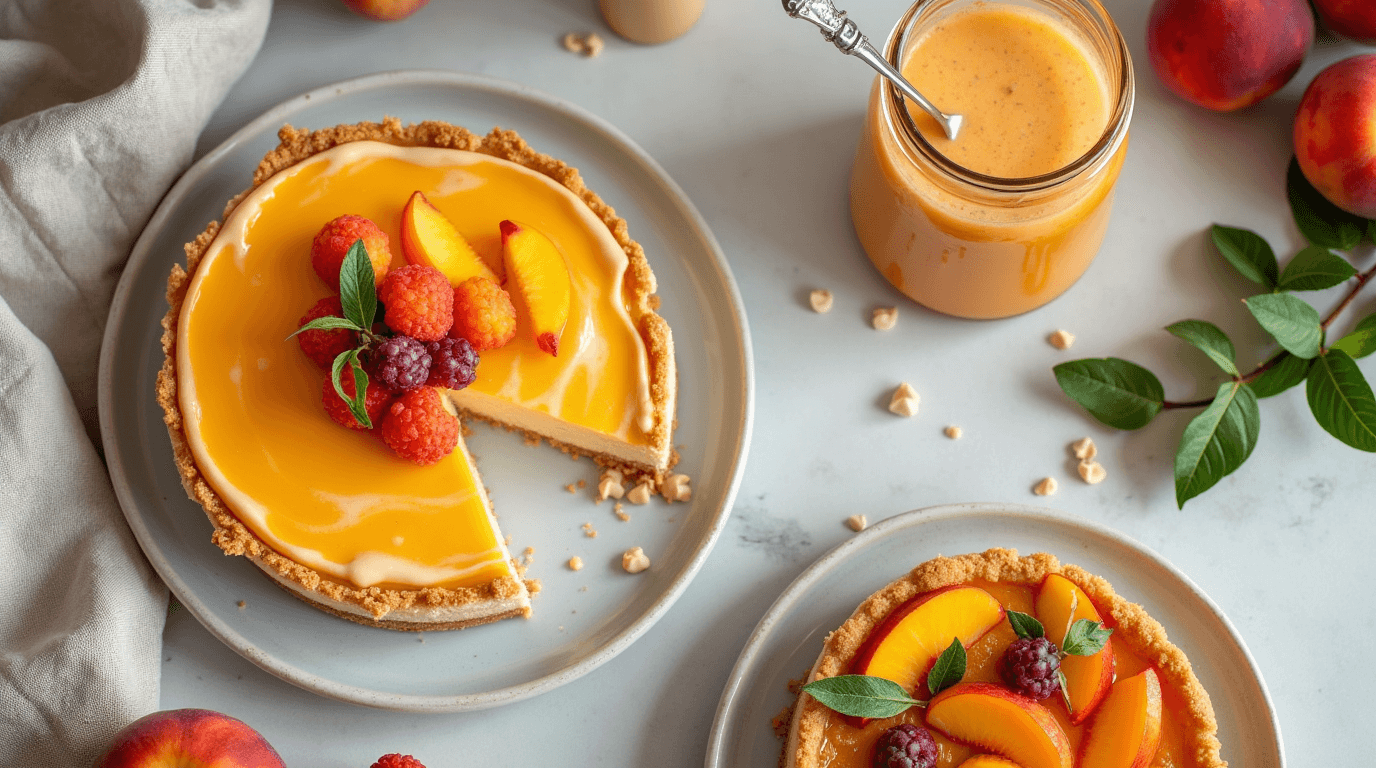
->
(177, 141), (654, 589)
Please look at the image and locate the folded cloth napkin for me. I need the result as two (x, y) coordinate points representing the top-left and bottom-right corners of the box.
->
(0, 0), (269, 763)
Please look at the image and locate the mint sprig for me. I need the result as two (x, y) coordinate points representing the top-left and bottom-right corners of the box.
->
(1060, 619), (1113, 657)
(926, 638), (966, 696)
(1006, 610), (1044, 640)
(800, 637), (968, 720)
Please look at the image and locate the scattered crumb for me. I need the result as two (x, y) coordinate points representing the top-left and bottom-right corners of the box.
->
(560, 31), (604, 57)
(527, 579), (543, 593)
(581, 522), (598, 538)
(772, 705), (796, 740)
(1078, 461), (1108, 485)
(872, 306), (898, 331)
(524, 434), (541, 446)
(661, 473), (692, 503)
(558, 625), (565, 632)
(622, 546), (651, 574)
(576, 479), (587, 489)
(236, 600), (246, 610)
(596, 468), (626, 502)
(1071, 436), (1097, 461)
(418, 634), (425, 644)
(888, 382), (920, 417)
(578, 586), (588, 592)
(1049, 329), (1075, 350)
(846, 514), (867, 532)
(809, 289), (834, 313)
(504, 535), (512, 546)
(614, 502), (630, 521)
(944, 425), (963, 440)
(565, 483), (578, 494)
(568, 556), (584, 571)
(524, 546), (535, 557)
(1033, 477), (1058, 496)
(627, 481), (653, 505)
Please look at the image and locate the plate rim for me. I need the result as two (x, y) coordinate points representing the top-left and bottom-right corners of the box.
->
(96, 69), (755, 712)
(702, 502), (1284, 768)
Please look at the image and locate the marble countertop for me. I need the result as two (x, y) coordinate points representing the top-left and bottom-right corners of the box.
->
(160, 0), (1373, 762)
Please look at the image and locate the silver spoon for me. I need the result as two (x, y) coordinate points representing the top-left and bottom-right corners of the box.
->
(783, 0), (963, 141)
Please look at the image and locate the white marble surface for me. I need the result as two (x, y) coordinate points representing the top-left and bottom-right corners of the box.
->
(159, 0), (1373, 763)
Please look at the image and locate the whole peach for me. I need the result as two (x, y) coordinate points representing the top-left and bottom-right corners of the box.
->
(1294, 55), (1376, 218)
(95, 709), (286, 768)
(340, 0), (429, 21)
(1147, 0), (1313, 111)
(1314, 0), (1376, 44)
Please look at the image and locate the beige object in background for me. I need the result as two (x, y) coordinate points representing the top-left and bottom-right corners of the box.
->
(600, 0), (704, 44)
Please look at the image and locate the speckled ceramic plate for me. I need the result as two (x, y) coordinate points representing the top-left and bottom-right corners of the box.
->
(97, 70), (753, 712)
(705, 503), (1282, 768)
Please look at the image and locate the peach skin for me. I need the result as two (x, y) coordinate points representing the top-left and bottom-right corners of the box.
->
(851, 585), (1005, 694)
(1315, 0), (1376, 43)
(1035, 573), (1116, 724)
(926, 682), (1073, 768)
(401, 191), (500, 286)
(1079, 668), (1163, 768)
(1294, 54), (1376, 218)
(500, 220), (572, 356)
(95, 708), (286, 768)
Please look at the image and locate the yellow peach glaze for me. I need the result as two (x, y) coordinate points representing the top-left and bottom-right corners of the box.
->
(177, 142), (654, 591)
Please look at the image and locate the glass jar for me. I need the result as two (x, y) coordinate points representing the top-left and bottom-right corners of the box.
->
(849, 0), (1134, 319)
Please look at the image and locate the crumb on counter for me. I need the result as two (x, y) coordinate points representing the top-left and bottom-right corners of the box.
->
(1049, 329), (1075, 350)
(944, 425), (963, 440)
(888, 382), (920, 417)
(565, 483), (577, 494)
(1071, 436), (1097, 460)
(568, 556), (584, 571)
(1078, 461), (1108, 485)
(846, 514), (867, 532)
(872, 306), (898, 331)
(577, 479), (587, 489)
(1033, 477), (1058, 496)
(581, 522), (597, 538)
(237, 600), (246, 610)
(560, 31), (605, 57)
(622, 546), (650, 574)
(810, 289), (834, 314)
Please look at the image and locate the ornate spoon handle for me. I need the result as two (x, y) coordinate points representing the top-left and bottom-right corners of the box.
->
(782, 0), (963, 141)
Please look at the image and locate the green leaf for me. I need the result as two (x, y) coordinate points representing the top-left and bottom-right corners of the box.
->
(800, 675), (921, 719)
(1306, 349), (1376, 452)
(1060, 619), (1114, 656)
(1174, 381), (1260, 508)
(1245, 293), (1324, 359)
(1006, 610), (1044, 640)
(1287, 157), (1365, 250)
(1333, 313), (1376, 359)
(286, 315), (362, 340)
(927, 638), (967, 696)
(1165, 320), (1238, 376)
(1277, 245), (1358, 291)
(1248, 352), (1311, 398)
(330, 349), (373, 430)
(338, 239), (378, 330)
(1210, 225), (1278, 288)
(1053, 359), (1164, 430)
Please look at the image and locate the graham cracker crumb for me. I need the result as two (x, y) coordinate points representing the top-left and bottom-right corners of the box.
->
(872, 306), (898, 330)
(944, 425), (963, 439)
(561, 31), (604, 57)
(577, 479), (587, 489)
(1078, 461), (1108, 484)
(621, 546), (650, 574)
(237, 600), (246, 610)
(565, 483), (578, 494)
(1049, 329), (1075, 350)
(845, 514), (867, 532)
(581, 522), (598, 538)
(627, 481), (653, 505)
(809, 289), (833, 313)
(888, 382), (919, 417)
(596, 469), (625, 502)
(1071, 436), (1097, 460)
(661, 473), (691, 503)
(772, 705), (795, 741)
(614, 502), (630, 521)
(568, 556), (584, 571)
(1034, 477), (1058, 496)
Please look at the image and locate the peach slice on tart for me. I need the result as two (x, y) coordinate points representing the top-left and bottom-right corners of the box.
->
(851, 584), (1005, 694)
(1080, 668), (1163, 768)
(400, 190), (501, 285)
(925, 682), (1073, 768)
(956, 756), (1026, 768)
(1035, 572), (1116, 723)
(500, 219), (572, 356)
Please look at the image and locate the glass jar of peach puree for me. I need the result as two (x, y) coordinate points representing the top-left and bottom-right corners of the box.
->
(851, 0), (1133, 319)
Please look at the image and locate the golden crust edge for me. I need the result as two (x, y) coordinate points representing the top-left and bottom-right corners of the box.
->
(785, 549), (1226, 768)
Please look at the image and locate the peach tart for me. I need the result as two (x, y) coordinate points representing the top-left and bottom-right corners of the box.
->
(157, 118), (676, 630)
(784, 549), (1226, 768)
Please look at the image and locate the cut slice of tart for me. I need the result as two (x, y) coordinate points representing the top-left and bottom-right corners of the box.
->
(157, 119), (676, 629)
(784, 549), (1226, 768)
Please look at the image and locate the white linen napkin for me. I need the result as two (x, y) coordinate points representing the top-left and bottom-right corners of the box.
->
(0, 0), (270, 763)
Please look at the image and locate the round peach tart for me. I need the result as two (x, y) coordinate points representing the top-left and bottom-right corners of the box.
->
(158, 118), (676, 630)
(784, 549), (1226, 768)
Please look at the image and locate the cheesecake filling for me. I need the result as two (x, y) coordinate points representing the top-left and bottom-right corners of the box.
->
(178, 142), (657, 589)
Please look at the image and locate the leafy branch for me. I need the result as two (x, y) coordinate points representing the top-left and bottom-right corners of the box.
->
(1055, 159), (1376, 508)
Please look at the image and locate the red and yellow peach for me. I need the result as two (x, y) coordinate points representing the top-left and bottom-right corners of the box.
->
(1294, 54), (1376, 218)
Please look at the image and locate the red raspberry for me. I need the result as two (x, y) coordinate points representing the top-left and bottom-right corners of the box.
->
(321, 372), (393, 431)
(380, 387), (459, 465)
(370, 755), (426, 768)
(450, 276), (517, 351)
(379, 265), (454, 342)
(296, 296), (357, 368)
(311, 215), (391, 292)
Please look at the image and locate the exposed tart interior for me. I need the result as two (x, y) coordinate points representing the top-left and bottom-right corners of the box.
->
(784, 549), (1226, 768)
(157, 118), (676, 628)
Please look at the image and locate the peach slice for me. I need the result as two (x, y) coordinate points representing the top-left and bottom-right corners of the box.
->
(957, 756), (1025, 768)
(500, 220), (571, 356)
(926, 682), (1073, 768)
(851, 585), (1005, 694)
(401, 191), (500, 286)
(1079, 668), (1163, 768)
(1035, 573), (1115, 724)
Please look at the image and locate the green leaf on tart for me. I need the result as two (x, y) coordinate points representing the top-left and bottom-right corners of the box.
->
(1174, 381), (1260, 508)
(1054, 358), (1165, 430)
(1332, 313), (1376, 360)
(1210, 225), (1278, 289)
(338, 239), (378, 331)
(1277, 245), (1358, 292)
(1165, 319), (1239, 376)
(287, 315), (363, 339)
(1245, 293), (1324, 360)
(1248, 352), (1311, 399)
(1006, 610), (1045, 640)
(801, 675), (922, 719)
(331, 348), (373, 430)
(1287, 157), (1366, 250)
(1306, 349), (1376, 452)
(1060, 619), (1113, 656)
(927, 637), (967, 697)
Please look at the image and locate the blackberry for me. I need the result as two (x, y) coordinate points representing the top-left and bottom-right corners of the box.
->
(1000, 636), (1063, 700)
(425, 337), (479, 390)
(369, 335), (431, 393)
(872, 724), (937, 768)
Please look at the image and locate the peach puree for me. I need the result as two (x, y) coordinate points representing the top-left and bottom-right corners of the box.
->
(177, 142), (653, 590)
(814, 581), (1190, 768)
(850, 2), (1126, 319)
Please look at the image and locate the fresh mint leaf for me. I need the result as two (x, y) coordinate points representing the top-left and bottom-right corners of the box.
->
(1248, 352), (1311, 398)
(1245, 293), (1324, 359)
(1307, 349), (1376, 452)
(1211, 225), (1278, 289)
(1165, 320), (1239, 376)
(927, 638), (967, 696)
(287, 315), (362, 340)
(330, 349), (373, 429)
(1277, 245), (1358, 291)
(1006, 610), (1044, 640)
(1333, 313), (1376, 359)
(338, 239), (378, 331)
(1174, 381), (1260, 508)
(1060, 619), (1113, 656)
(801, 675), (921, 719)
(1054, 358), (1164, 430)
(1287, 157), (1365, 250)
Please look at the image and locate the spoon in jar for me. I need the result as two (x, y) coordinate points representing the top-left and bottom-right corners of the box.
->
(782, 0), (963, 141)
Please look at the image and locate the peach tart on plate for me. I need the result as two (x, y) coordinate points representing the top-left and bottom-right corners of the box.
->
(157, 118), (676, 630)
(784, 549), (1226, 768)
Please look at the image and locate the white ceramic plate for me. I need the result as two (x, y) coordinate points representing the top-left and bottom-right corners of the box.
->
(705, 503), (1283, 768)
(97, 71), (753, 712)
